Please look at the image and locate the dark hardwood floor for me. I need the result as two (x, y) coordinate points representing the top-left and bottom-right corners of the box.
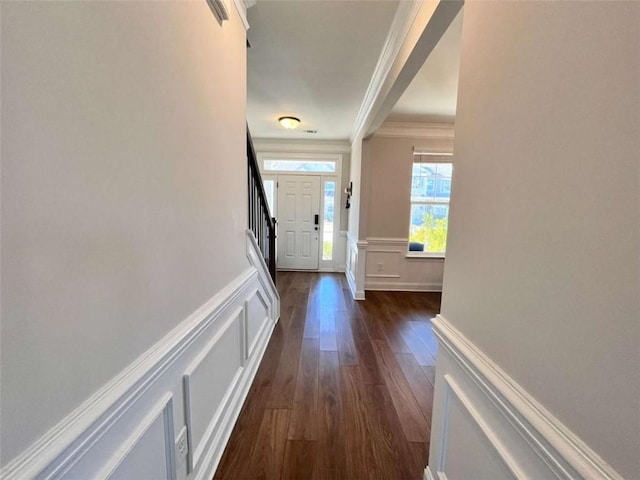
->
(215, 272), (441, 480)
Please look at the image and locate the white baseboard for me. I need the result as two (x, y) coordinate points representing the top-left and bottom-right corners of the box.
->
(345, 267), (364, 300)
(192, 295), (275, 480)
(365, 281), (442, 292)
(424, 466), (448, 480)
(346, 233), (366, 300)
(1, 231), (279, 480)
(424, 466), (435, 480)
(428, 315), (623, 480)
(364, 238), (444, 293)
(246, 229), (280, 322)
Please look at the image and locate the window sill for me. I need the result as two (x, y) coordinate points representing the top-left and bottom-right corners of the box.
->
(406, 252), (445, 260)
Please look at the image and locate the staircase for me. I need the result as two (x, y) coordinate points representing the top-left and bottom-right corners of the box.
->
(247, 128), (277, 284)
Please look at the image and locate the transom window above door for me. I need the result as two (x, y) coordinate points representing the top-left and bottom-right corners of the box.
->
(264, 159), (336, 173)
(260, 153), (341, 174)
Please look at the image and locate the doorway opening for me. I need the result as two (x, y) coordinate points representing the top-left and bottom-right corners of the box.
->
(259, 153), (342, 271)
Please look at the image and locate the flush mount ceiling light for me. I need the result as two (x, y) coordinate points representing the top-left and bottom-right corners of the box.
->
(278, 116), (301, 130)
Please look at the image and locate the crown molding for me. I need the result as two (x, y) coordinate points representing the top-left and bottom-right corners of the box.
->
(350, 1), (463, 142)
(231, 0), (250, 30)
(252, 138), (351, 154)
(373, 121), (455, 139)
(350, 1), (423, 142)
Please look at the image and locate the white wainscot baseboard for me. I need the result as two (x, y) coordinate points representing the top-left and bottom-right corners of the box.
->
(1, 231), (279, 480)
(364, 238), (444, 292)
(333, 230), (348, 273)
(345, 233), (366, 300)
(427, 315), (624, 480)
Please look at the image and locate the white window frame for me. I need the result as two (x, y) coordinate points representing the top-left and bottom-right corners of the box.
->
(258, 152), (342, 175)
(320, 178), (337, 268)
(260, 174), (277, 218)
(408, 152), (453, 258)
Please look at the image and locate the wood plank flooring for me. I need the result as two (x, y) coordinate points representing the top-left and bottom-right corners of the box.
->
(215, 272), (441, 480)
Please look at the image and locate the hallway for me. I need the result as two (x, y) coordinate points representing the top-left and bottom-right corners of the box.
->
(215, 272), (440, 479)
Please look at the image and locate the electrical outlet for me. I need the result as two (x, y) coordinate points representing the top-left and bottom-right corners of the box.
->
(377, 262), (383, 272)
(175, 426), (188, 464)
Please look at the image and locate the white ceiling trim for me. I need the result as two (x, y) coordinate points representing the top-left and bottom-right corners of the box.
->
(231, 0), (250, 30)
(253, 138), (351, 154)
(350, 1), (423, 142)
(365, 1), (463, 138)
(351, 1), (464, 142)
(374, 121), (454, 139)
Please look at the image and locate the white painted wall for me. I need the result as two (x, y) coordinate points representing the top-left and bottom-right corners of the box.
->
(345, 137), (367, 297)
(437, 2), (639, 478)
(345, 0), (462, 299)
(1, 1), (248, 467)
(367, 135), (453, 239)
(347, 137), (365, 240)
(365, 239), (444, 292)
(363, 134), (453, 291)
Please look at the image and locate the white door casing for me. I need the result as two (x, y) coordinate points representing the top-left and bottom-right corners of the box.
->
(277, 175), (320, 270)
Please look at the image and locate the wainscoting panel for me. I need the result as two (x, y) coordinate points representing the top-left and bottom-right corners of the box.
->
(1, 231), (280, 480)
(245, 289), (270, 359)
(345, 233), (366, 300)
(101, 395), (176, 480)
(426, 315), (624, 480)
(183, 309), (243, 472)
(366, 249), (402, 278)
(334, 231), (348, 273)
(365, 238), (444, 292)
(437, 376), (521, 479)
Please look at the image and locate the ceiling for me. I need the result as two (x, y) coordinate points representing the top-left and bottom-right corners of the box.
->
(246, 1), (399, 140)
(386, 9), (463, 124)
(246, 2), (463, 141)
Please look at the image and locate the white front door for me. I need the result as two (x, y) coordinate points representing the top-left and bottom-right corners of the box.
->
(277, 175), (321, 270)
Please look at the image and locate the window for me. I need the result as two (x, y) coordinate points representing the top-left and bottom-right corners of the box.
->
(262, 179), (275, 216)
(409, 156), (453, 254)
(323, 181), (335, 260)
(264, 159), (336, 173)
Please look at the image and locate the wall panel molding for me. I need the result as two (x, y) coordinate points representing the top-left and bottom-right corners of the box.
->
(429, 315), (624, 480)
(245, 288), (270, 359)
(1, 232), (280, 480)
(231, 0), (249, 30)
(366, 281), (442, 292)
(325, 231), (348, 274)
(246, 229), (280, 321)
(346, 233), (367, 299)
(442, 374), (523, 478)
(98, 394), (176, 480)
(1, 268), (255, 480)
(183, 308), (244, 472)
(366, 250), (402, 278)
(424, 466), (449, 480)
(366, 237), (409, 247)
(364, 237), (444, 292)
